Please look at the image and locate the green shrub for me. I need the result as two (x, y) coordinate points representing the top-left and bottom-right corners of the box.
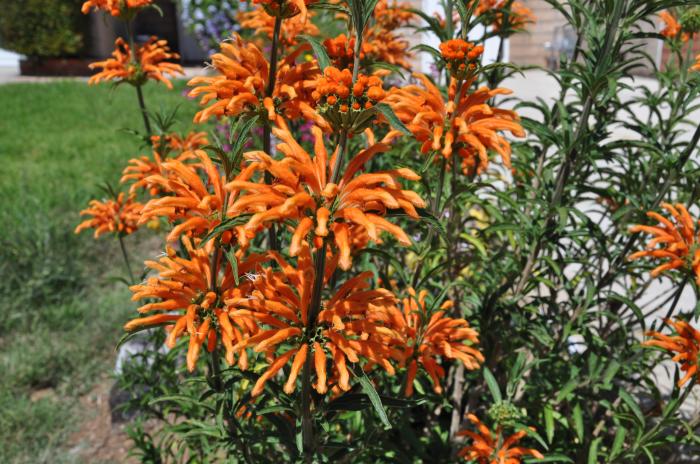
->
(0, 0), (84, 58)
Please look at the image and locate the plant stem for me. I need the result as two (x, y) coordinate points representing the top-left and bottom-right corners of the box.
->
(263, 16), (283, 252)
(513, 0), (625, 296)
(125, 20), (152, 136)
(118, 234), (136, 284)
(135, 84), (153, 136)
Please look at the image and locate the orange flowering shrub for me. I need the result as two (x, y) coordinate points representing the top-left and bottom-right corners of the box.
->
(75, 192), (143, 238)
(644, 319), (700, 387)
(457, 414), (544, 463)
(73, 0), (700, 462)
(629, 203), (700, 285)
(385, 73), (524, 174)
(88, 37), (183, 89)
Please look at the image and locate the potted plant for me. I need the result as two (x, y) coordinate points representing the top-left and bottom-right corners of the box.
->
(0, 0), (88, 76)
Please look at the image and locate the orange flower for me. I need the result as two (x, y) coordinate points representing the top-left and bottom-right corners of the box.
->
(385, 74), (525, 174)
(493, 2), (535, 32)
(644, 319), (700, 387)
(81, 0), (152, 16)
(629, 203), (700, 285)
(324, 34), (356, 69)
(440, 39), (485, 79)
(374, 0), (414, 30)
(226, 243), (401, 396)
(125, 237), (266, 371)
(188, 35), (323, 127)
(136, 149), (260, 244)
(310, 66), (387, 131)
(152, 131), (209, 153)
(253, 0), (316, 23)
(383, 289), (482, 396)
(362, 30), (413, 69)
(473, 0), (535, 32)
(226, 125), (424, 269)
(89, 37), (183, 89)
(693, 54), (700, 72)
(75, 192), (143, 238)
(660, 10), (689, 42)
(120, 148), (202, 196)
(457, 415), (544, 463)
(239, 5), (319, 49)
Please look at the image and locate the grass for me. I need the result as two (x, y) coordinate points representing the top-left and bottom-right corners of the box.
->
(0, 79), (199, 463)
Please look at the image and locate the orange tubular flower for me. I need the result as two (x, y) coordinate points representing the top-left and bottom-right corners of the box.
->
(473, 0), (535, 32)
(493, 2), (535, 32)
(121, 133), (205, 196)
(125, 237), (266, 371)
(385, 74), (525, 175)
(440, 39), (485, 80)
(629, 203), (700, 285)
(693, 55), (700, 72)
(311, 66), (388, 132)
(226, 244), (401, 397)
(89, 37), (183, 89)
(226, 125), (423, 270)
(384, 289), (483, 396)
(239, 5), (319, 49)
(457, 415), (544, 464)
(188, 35), (323, 128)
(660, 10), (689, 42)
(81, 0), (152, 16)
(374, 0), (414, 30)
(644, 319), (700, 387)
(253, 0), (316, 23)
(75, 192), (143, 238)
(136, 149), (260, 245)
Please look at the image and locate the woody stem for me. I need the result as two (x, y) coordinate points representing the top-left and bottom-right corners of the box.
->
(263, 15), (283, 253)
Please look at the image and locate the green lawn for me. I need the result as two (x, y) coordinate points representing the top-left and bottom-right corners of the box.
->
(0, 79), (199, 463)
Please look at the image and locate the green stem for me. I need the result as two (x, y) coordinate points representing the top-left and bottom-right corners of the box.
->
(125, 20), (152, 136)
(118, 234), (136, 284)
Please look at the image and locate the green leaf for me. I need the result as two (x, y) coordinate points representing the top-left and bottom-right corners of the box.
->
(619, 390), (645, 426)
(587, 437), (601, 464)
(459, 232), (488, 258)
(375, 102), (411, 135)
(199, 214), (252, 246)
(309, 1), (350, 15)
(298, 34), (331, 72)
(483, 367), (502, 403)
(356, 370), (391, 429)
(572, 403), (584, 442)
(543, 404), (554, 444)
(225, 248), (240, 286)
(610, 427), (626, 459)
